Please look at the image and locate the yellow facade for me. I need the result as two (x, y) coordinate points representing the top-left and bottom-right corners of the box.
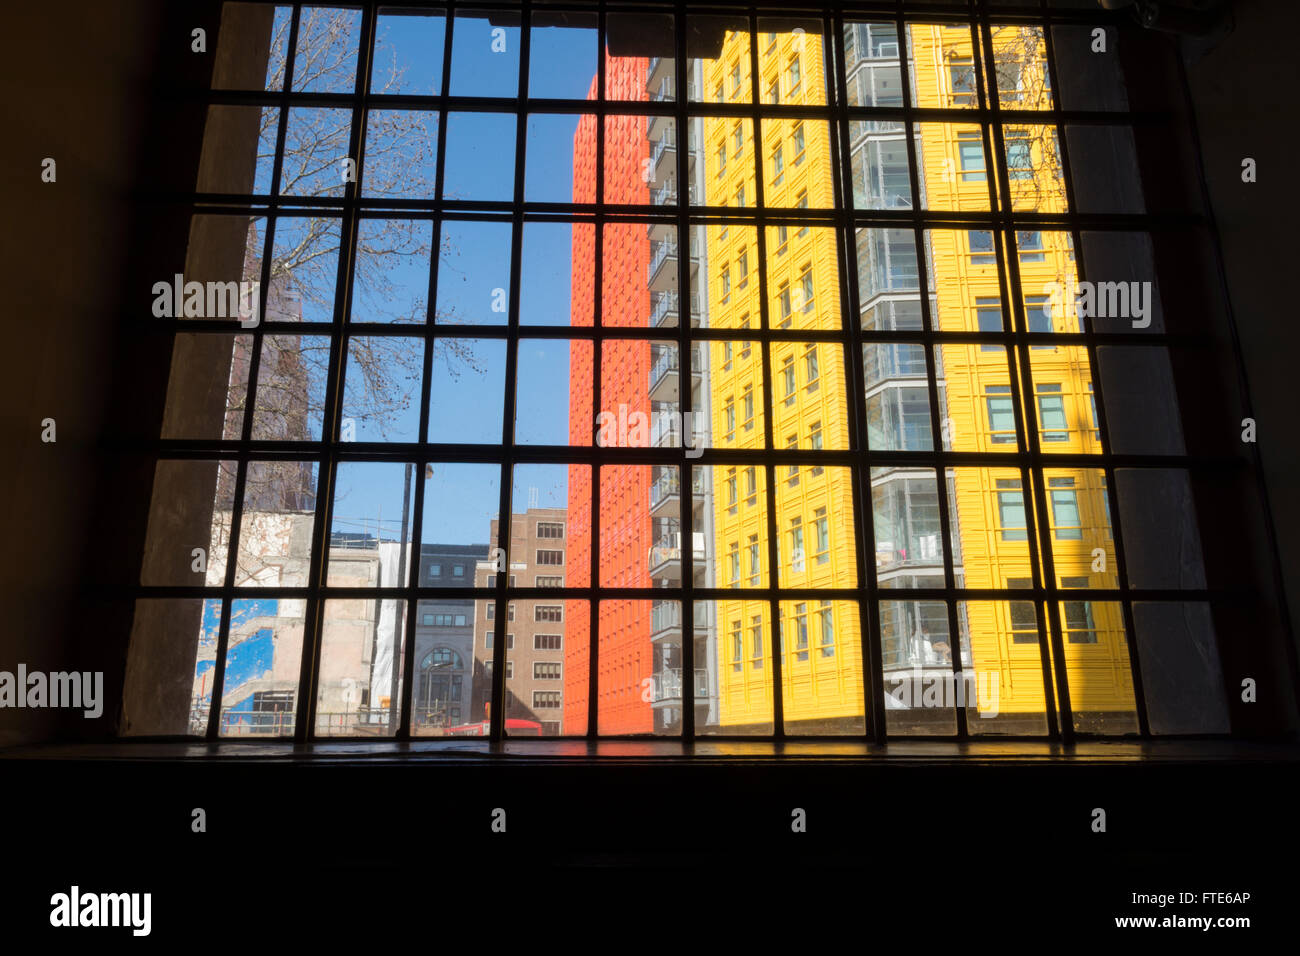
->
(703, 25), (1136, 731)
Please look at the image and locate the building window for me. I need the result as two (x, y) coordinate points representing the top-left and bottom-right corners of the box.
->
(1025, 294), (1053, 340)
(949, 56), (977, 105)
(533, 691), (561, 709)
(970, 230), (995, 265)
(781, 355), (796, 403)
(535, 605), (563, 623)
(727, 468), (738, 514)
(792, 121), (806, 161)
(737, 248), (749, 287)
(809, 421), (824, 476)
(996, 479), (1028, 541)
(818, 601), (834, 656)
(748, 534), (761, 586)
(772, 144), (784, 185)
(534, 633), (562, 651)
(789, 517), (805, 573)
(791, 603), (809, 661)
(788, 55), (802, 97)
(536, 549), (564, 565)
(750, 615), (764, 669)
(1037, 384), (1069, 442)
(745, 467), (757, 504)
(986, 387), (1017, 445)
(957, 132), (985, 181)
(1007, 578), (1038, 644)
(485, 633), (515, 651)
(804, 343), (819, 387)
(1049, 477), (1083, 539)
(742, 386), (755, 431)
(814, 507), (830, 564)
(1017, 230), (1045, 262)
(717, 142), (726, 176)
(728, 543), (740, 586)
(452, 564), (464, 577)
(976, 296), (1003, 350)
(537, 521), (564, 538)
(535, 575), (563, 588)
(731, 621), (743, 672)
(534, 662), (562, 680)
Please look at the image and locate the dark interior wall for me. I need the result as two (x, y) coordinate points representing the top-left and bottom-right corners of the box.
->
(1, 0), (1298, 748)
(0, 1), (224, 747)
(1180, 0), (1300, 669)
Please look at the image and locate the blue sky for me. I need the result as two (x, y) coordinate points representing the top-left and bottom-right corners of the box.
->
(327, 15), (600, 546)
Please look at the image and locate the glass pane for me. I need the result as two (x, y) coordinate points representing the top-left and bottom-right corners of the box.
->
(516, 338), (593, 445)
(352, 218), (434, 324)
(140, 460), (237, 586)
(372, 7), (445, 95)
(697, 599), (774, 736)
(521, 221), (594, 326)
(327, 462), (416, 585)
(217, 597), (305, 736)
(122, 598), (220, 735)
(870, 467), (947, 587)
(907, 22), (979, 109)
(915, 123), (992, 211)
(362, 109), (439, 199)
(698, 463), (768, 592)
(420, 463), (499, 586)
(527, 113), (591, 203)
(604, 465), (675, 588)
(280, 108), (352, 197)
(598, 600), (672, 734)
(292, 7), (363, 93)
(340, 335), (424, 443)
(607, 13), (675, 102)
(689, 15), (752, 105)
(450, 12), (519, 98)
(764, 225), (841, 332)
(443, 112), (517, 202)
(529, 11), (598, 99)
(514, 463), (590, 588)
(234, 461), (320, 587)
(957, 599), (1051, 735)
(428, 338), (506, 444)
(197, 105), (278, 195)
(880, 599), (957, 735)
(316, 599), (407, 736)
(757, 17), (829, 106)
(435, 220), (512, 326)
(780, 598), (865, 734)
(776, 466), (856, 588)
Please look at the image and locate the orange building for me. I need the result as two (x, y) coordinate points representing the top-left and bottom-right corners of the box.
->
(565, 54), (655, 734)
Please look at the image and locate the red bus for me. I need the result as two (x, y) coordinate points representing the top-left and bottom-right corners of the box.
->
(444, 718), (543, 737)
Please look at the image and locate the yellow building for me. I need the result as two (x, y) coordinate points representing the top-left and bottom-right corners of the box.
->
(703, 28), (864, 732)
(703, 23), (1136, 733)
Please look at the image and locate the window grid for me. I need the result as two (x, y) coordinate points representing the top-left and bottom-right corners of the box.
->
(142, 0), (1234, 747)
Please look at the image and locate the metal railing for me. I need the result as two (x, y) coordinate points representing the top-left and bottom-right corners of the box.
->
(651, 667), (710, 702)
(648, 291), (701, 328)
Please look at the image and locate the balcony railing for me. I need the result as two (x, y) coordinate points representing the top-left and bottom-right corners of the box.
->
(649, 468), (706, 508)
(649, 532), (706, 575)
(648, 291), (702, 328)
(217, 710), (295, 735)
(649, 181), (698, 207)
(650, 600), (712, 637)
(651, 667), (711, 702)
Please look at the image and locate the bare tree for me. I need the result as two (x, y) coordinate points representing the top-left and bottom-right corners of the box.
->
(223, 7), (488, 522)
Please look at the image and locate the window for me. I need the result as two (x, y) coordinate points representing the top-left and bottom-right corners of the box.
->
(721, 265), (731, 303)
(724, 397), (736, 439)
(452, 564), (464, 577)
(728, 543), (740, 586)
(814, 508), (830, 564)
(535, 575), (563, 588)
(723, 341), (733, 369)
(733, 121), (744, 155)
(799, 269), (815, 314)
(1017, 230), (1045, 262)
(534, 661), (561, 680)
(809, 421), (824, 476)
(788, 55), (802, 96)
(484, 604), (494, 620)
(804, 344), (819, 388)
(976, 296), (1003, 350)
(1025, 294), (1053, 342)
(422, 613), (434, 626)
(772, 144), (784, 185)
(750, 615), (764, 669)
(792, 122), (806, 161)
(744, 467), (757, 503)
(796, 192), (809, 235)
(716, 142), (726, 175)
(779, 285), (793, 327)
(537, 521), (564, 538)
(485, 633), (515, 650)
(985, 386), (1017, 445)
(791, 603), (809, 661)
(776, 223), (789, 253)
(781, 356), (796, 404)
(1062, 583), (1099, 643)
(1049, 477), (1082, 539)
(533, 691), (561, 709)
(738, 249), (749, 287)
(736, 184), (746, 207)
(996, 479), (1028, 541)
(1037, 384), (1069, 442)
(731, 620), (743, 672)
(730, 61), (742, 99)
(789, 517), (805, 573)
(748, 534), (761, 586)
(536, 549), (564, 565)
(970, 230), (995, 265)
(818, 601), (834, 656)
(949, 56), (976, 105)
(427, 563), (442, 578)
(1086, 382), (1101, 442)
(534, 605), (563, 623)
(957, 132), (986, 182)
(1007, 578), (1038, 644)
(786, 435), (799, 485)
(534, 633), (562, 651)
(1006, 134), (1034, 179)
(742, 386), (754, 431)
(766, 76), (779, 104)
(727, 468), (738, 514)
